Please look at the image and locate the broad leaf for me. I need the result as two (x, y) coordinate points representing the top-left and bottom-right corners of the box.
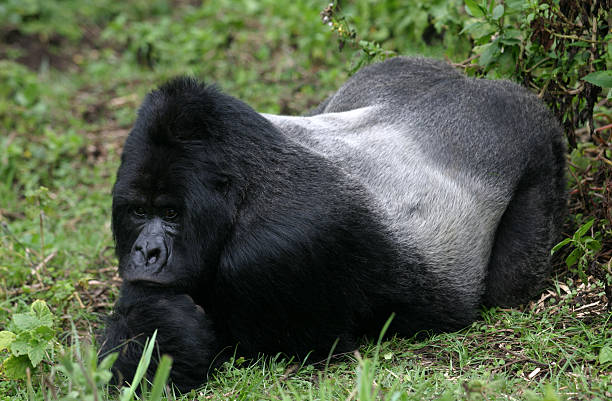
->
(492, 5), (505, 20)
(30, 300), (53, 327)
(582, 71), (612, 88)
(1, 355), (32, 379)
(0, 331), (16, 351)
(584, 238), (601, 252)
(465, 0), (485, 17)
(551, 237), (572, 254)
(575, 219), (595, 239)
(12, 314), (40, 331)
(460, 21), (485, 36)
(33, 325), (55, 341)
(10, 332), (32, 357)
(565, 248), (582, 267)
(599, 346), (612, 364)
(479, 41), (499, 66)
(98, 352), (119, 371)
(28, 343), (46, 367)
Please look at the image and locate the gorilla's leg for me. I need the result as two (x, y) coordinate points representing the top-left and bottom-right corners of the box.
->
(483, 177), (564, 307)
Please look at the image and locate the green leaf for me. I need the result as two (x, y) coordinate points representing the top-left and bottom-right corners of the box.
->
(575, 219), (595, 239)
(465, 0), (485, 17)
(460, 21), (485, 36)
(488, 0), (495, 13)
(12, 314), (40, 331)
(582, 71), (612, 88)
(0, 331), (16, 351)
(28, 343), (46, 367)
(10, 332), (32, 357)
(584, 238), (601, 252)
(120, 330), (158, 401)
(33, 325), (55, 341)
(58, 353), (75, 375)
(479, 41), (499, 66)
(148, 355), (173, 401)
(1, 355), (32, 379)
(565, 248), (582, 267)
(504, 28), (522, 39)
(98, 352), (119, 372)
(500, 37), (520, 46)
(492, 5), (505, 20)
(504, 0), (526, 14)
(551, 237), (572, 254)
(30, 300), (53, 327)
(599, 346), (612, 364)
(568, 41), (592, 48)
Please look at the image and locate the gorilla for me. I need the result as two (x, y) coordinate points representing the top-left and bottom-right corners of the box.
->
(100, 57), (566, 391)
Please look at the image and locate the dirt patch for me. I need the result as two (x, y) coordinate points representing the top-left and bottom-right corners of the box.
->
(1, 29), (78, 71)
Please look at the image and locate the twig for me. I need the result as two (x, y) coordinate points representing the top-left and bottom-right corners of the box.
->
(32, 251), (57, 286)
(451, 54), (480, 69)
(39, 205), (45, 273)
(566, 162), (586, 208)
(542, 27), (599, 43)
(497, 345), (549, 368)
(344, 388), (357, 401)
(526, 57), (552, 73)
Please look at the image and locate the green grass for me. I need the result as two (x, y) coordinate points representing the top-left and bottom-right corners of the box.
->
(0, 1), (610, 400)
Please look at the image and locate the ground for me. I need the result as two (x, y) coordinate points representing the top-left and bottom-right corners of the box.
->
(0, 1), (610, 400)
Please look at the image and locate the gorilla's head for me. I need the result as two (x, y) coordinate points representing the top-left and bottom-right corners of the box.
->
(111, 77), (276, 290)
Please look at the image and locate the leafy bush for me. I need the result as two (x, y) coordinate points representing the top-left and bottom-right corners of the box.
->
(551, 218), (602, 281)
(0, 300), (56, 379)
(0, 0), (170, 41)
(321, 0), (471, 72)
(329, 0), (611, 286)
(102, 0), (334, 71)
(460, 0), (611, 146)
(0, 60), (48, 131)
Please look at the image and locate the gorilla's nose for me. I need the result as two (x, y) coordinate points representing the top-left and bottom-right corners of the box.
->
(132, 236), (168, 271)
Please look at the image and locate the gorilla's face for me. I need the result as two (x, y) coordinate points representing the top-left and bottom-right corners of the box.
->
(111, 137), (239, 290)
(110, 77), (270, 291)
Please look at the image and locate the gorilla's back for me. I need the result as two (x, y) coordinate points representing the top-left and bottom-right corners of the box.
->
(263, 57), (564, 310)
(264, 103), (502, 307)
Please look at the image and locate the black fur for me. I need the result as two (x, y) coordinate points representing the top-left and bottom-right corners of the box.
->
(100, 57), (566, 391)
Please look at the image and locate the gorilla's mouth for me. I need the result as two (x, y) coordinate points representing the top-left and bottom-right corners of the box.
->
(124, 276), (176, 287)
(128, 278), (170, 287)
(121, 263), (175, 286)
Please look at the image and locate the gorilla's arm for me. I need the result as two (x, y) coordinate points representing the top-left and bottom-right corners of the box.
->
(99, 285), (220, 392)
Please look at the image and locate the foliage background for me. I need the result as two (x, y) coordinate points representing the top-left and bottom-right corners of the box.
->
(0, 0), (610, 400)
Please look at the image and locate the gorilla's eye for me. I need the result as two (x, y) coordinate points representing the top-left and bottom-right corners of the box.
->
(164, 209), (178, 220)
(213, 177), (230, 193)
(132, 207), (146, 217)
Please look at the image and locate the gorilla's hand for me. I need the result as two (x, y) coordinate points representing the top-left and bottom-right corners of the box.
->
(100, 290), (219, 392)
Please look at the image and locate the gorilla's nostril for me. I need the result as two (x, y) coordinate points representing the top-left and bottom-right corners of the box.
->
(146, 248), (161, 266)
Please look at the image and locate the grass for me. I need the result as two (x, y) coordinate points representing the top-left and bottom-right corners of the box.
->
(0, 1), (610, 400)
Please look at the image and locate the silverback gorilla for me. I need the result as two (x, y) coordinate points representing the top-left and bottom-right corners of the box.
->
(101, 57), (566, 391)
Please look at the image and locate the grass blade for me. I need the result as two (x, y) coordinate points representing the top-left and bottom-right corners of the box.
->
(120, 330), (158, 401)
(148, 354), (173, 401)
